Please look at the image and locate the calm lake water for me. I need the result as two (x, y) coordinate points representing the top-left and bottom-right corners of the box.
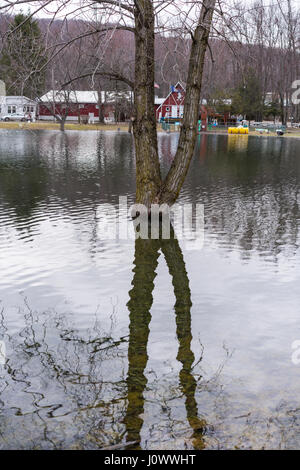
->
(1, 129), (300, 449)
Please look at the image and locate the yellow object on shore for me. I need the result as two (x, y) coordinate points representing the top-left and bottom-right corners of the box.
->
(228, 127), (249, 135)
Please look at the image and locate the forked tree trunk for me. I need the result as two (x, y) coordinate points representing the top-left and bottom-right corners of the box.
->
(133, 0), (216, 209)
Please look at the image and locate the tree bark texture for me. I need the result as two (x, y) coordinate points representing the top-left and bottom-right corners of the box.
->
(133, 0), (162, 208)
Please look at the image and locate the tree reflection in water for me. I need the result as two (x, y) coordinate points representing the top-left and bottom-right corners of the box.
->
(0, 304), (129, 449)
(0, 228), (211, 450)
(125, 226), (206, 450)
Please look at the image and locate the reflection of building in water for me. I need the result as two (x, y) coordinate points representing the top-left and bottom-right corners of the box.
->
(0, 128), (29, 156)
(199, 133), (208, 162)
(158, 134), (179, 163)
(227, 134), (249, 152)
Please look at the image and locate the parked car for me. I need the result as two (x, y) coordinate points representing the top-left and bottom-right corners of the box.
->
(1, 113), (27, 122)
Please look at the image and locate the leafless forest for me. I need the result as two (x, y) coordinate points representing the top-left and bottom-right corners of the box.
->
(0, 0), (300, 116)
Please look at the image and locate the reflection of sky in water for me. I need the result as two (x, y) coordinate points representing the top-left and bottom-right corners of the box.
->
(1, 130), (300, 448)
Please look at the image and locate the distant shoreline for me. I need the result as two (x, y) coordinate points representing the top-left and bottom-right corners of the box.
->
(0, 121), (132, 132)
(1, 121), (300, 139)
(0, 121), (176, 133)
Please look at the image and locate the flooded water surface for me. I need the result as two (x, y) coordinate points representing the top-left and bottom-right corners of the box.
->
(1, 129), (300, 449)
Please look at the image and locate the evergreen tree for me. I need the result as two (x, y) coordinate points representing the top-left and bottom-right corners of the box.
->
(231, 69), (264, 121)
(264, 99), (280, 122)
(0, 13), (47, 97)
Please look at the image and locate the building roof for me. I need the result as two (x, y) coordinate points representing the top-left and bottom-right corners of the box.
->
(39, 90), (135, 104)
(39, 90), (99, 103)
(3, 96), (36, 105)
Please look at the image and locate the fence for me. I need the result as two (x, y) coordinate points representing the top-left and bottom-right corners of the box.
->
(160, 121), (181, 132)
(249, 123), (286, 131)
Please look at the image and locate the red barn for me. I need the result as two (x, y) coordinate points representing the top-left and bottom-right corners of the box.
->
(39, 90), (100, 122)
(156, 82), (186, 121)
(38, 90), (133, 123)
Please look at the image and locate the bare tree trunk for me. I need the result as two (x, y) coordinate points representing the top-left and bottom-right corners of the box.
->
(60, 118), (65, 131)
(133, 0), (162, 209)
(279, 93), (285, 125)
(98, 89), (104, 123)
(158, 0), (216, 205)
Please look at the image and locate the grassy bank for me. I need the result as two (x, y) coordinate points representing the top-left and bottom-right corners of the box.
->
(0, 121), (182, 133)
(250, 129), (300, 138)
(0, 121), (131, 131)
(0, 121), (180, 133)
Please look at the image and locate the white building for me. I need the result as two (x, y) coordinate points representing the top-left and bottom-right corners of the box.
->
(0, 95), (37, 119)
